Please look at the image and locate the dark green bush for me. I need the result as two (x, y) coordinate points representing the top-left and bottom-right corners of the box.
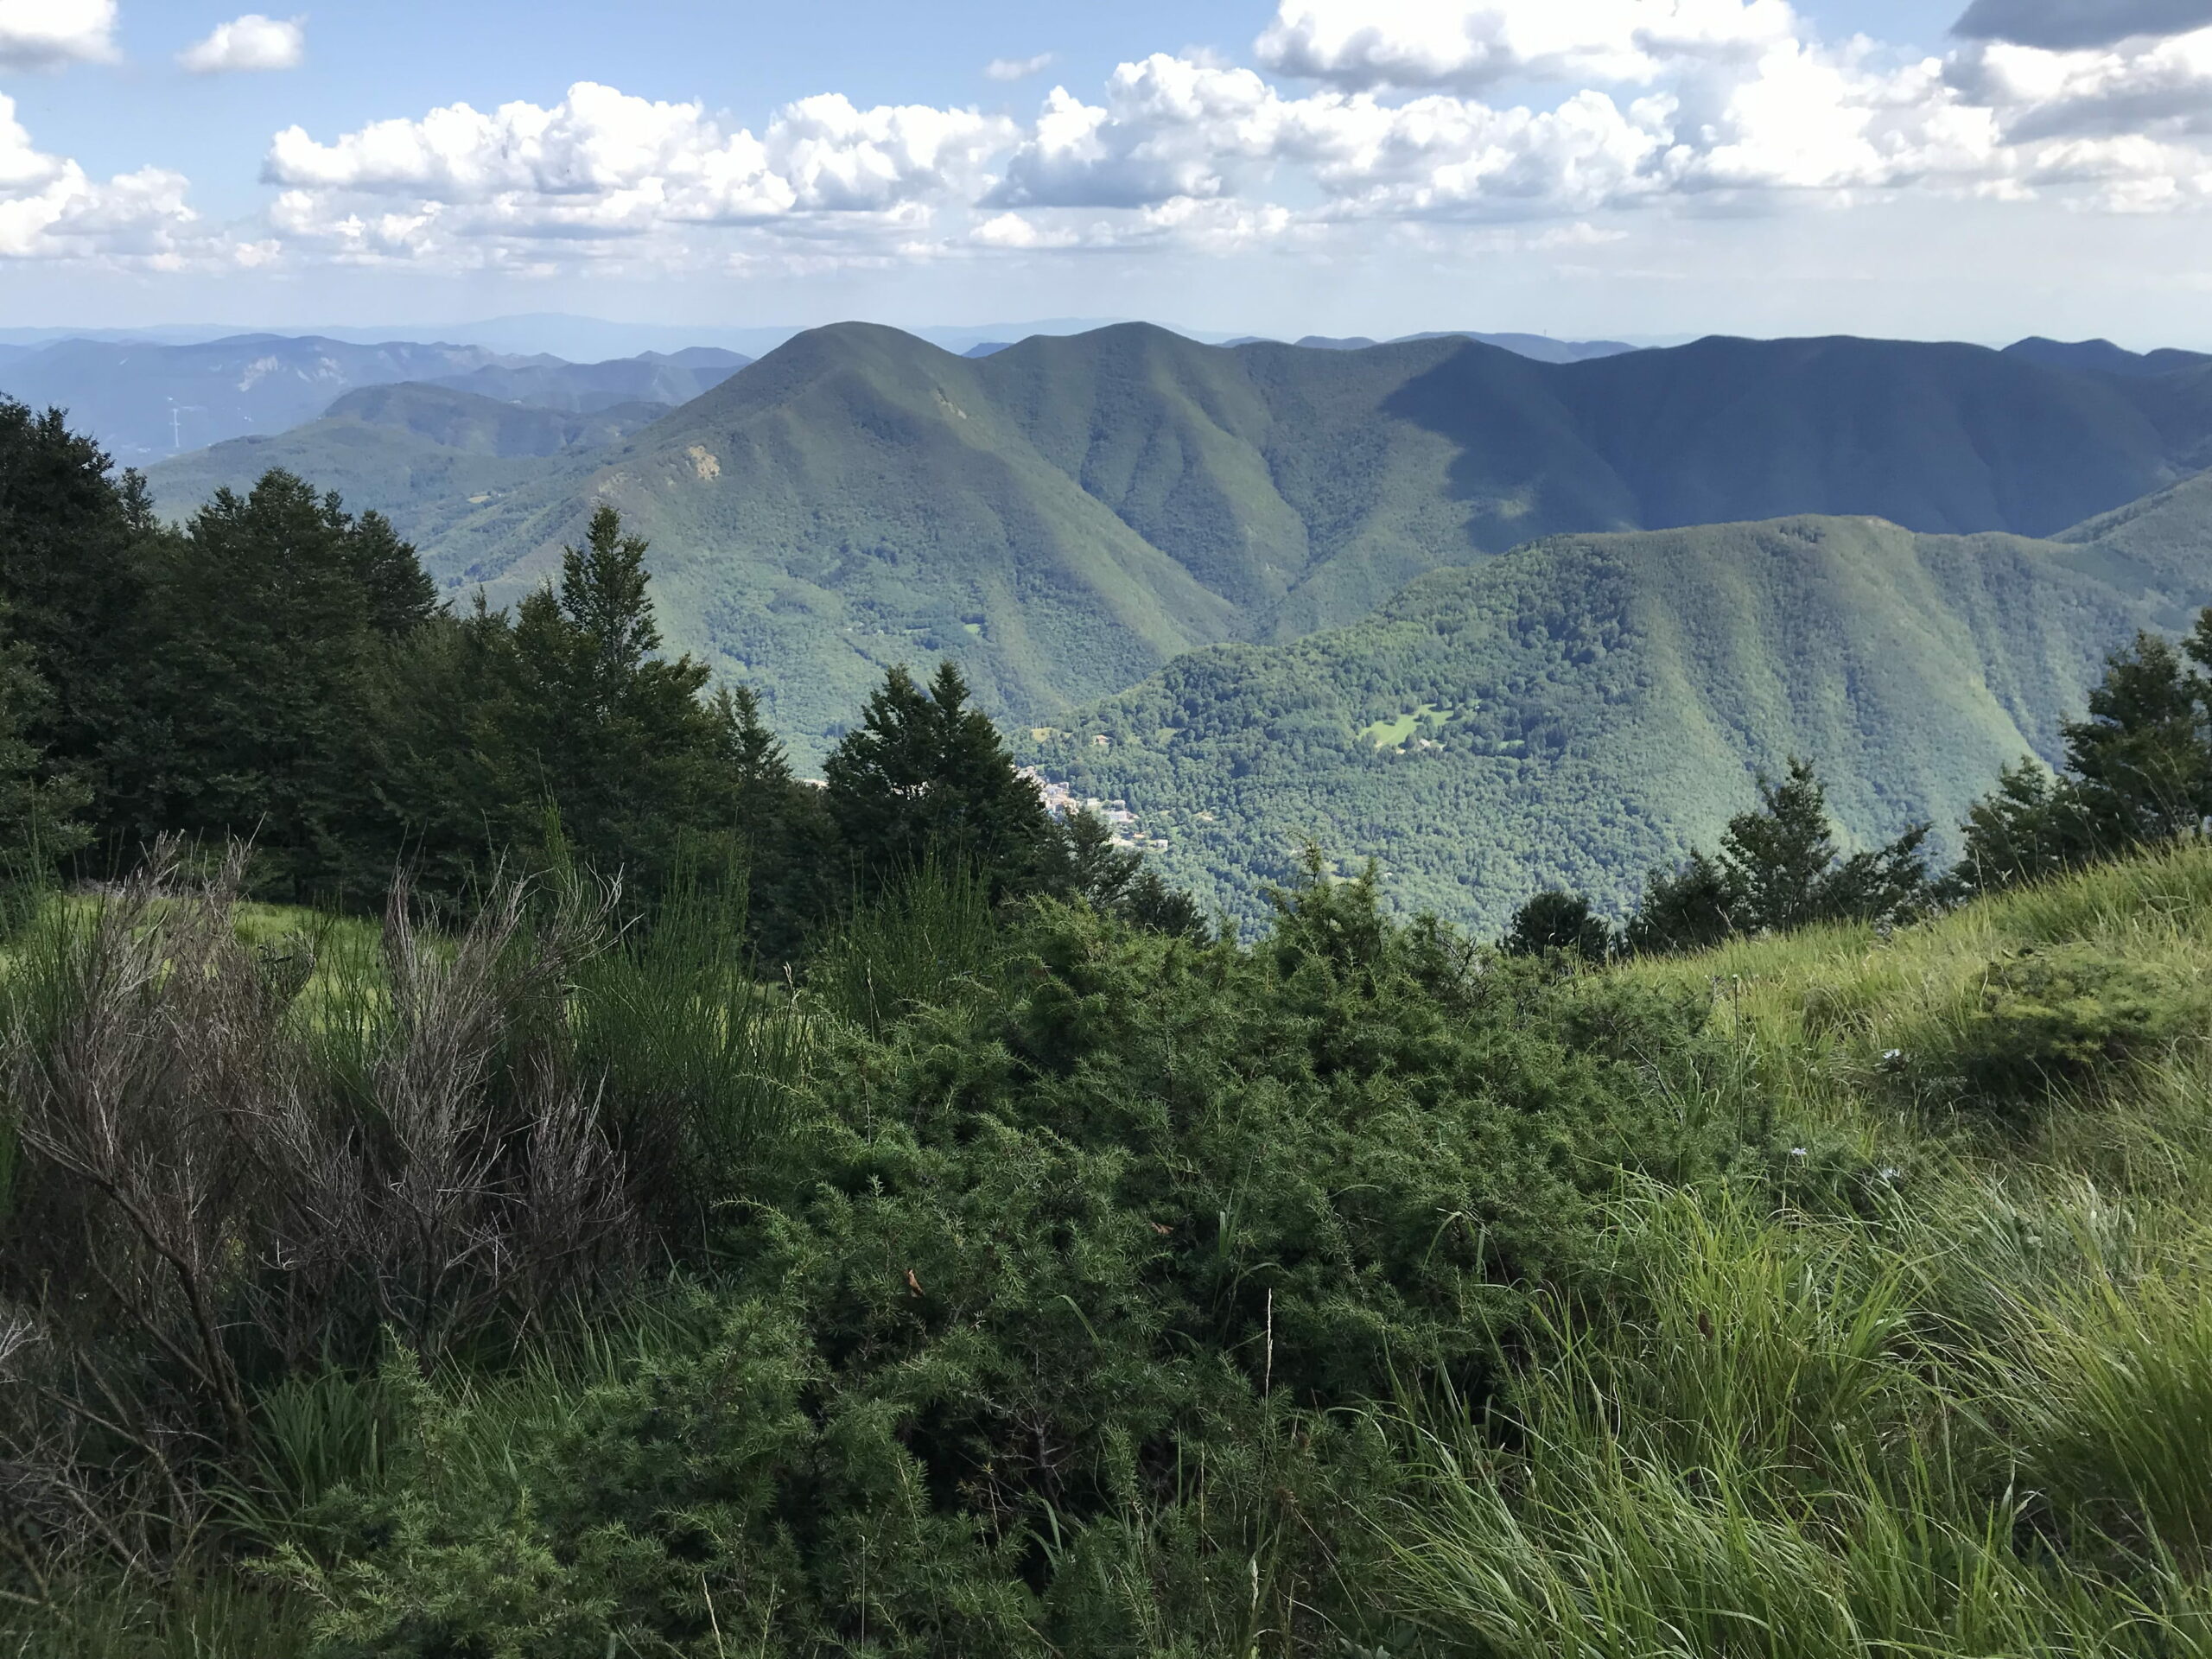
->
(1953, 945), (2209, 1110)
(257, 871), (1726, 1657)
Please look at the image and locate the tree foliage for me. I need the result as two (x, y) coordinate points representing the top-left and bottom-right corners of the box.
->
(1954, 622), (2212, 896)
(1626, 760), (1932, 954)
(824, 661), (1058, 900)
(1503, 888), (1614, 962)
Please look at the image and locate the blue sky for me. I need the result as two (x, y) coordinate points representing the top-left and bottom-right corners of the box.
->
(3, 0), (2210, 346)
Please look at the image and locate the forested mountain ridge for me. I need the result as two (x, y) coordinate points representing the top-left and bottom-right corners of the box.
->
(208, 320), (2212, 760)
(422, 345), (750, 412)
(1027, 499), (2212, 931)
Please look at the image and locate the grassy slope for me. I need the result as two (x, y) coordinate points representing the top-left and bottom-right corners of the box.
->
(1387, 842), (2212, 1655)
(143, 323), (2212, 759)
(1029, 508), (2212, 931)
(27, 847), (2212, 1656)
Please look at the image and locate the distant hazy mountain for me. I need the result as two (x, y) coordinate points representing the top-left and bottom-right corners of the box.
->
(381, 315), (1163, 359)
(146, 383), (669, 531)
(1030, 474), (2212, 931)
(0, 334), (527, 461)
(316, 384), (672, 457)
(422, 346), (749, 414)
(1228, 330), (1637, 363)
(0, 334), (748, 462)
(2002, 337), (2212, 378)
(0, 315), (1153, 358)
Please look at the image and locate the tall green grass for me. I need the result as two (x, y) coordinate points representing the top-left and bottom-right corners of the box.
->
(803, 858), (1001, 1037)
(1380, 843), (2212, 1657)
(568, 852), (814, 1241)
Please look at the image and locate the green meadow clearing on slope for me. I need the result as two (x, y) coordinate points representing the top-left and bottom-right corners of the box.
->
(147, 324), (2212, 759)
(1032, 483), (2212, 933)
(16, 836), (2212, 1656)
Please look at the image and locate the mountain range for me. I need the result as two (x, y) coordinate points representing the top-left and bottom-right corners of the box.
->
(1229, 330), (1637, 363)
(124, 319), (2212, 928)
(16, 321), (1657, 466)
(141, 321), (2212, 752)
(0, 335), (753, 461)
(1027, 471), (2212, 929)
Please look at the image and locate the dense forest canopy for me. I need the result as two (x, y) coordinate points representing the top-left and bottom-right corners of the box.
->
(1033, 494), (2212, 931)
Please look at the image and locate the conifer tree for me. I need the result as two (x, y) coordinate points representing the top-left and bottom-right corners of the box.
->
(1503, 889), (1613, 962)
(104, 470), (427, 899)
(0, 399), (146, 801)
(1623, 850), (1736, 957)
(0, 600), (88, 873)
(1954, 621), (2212, 896)
(1625, 760), (1930, 954)
(823, 661), (1055, 898)
(491, 505), (734, 889)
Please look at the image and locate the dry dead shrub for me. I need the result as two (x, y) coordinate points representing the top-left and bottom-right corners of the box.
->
(0, 843), (639, 1587)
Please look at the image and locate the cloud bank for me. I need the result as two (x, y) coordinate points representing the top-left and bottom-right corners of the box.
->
(24, 0), (2212, 274)
(0, 0), (117, 67)
(1950, 0), (2212, 50)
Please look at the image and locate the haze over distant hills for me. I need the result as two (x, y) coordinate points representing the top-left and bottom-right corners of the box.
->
(0, 334), (753, 461)
(1230, 331), (1638, 364)
(3, 320), (1650, 463)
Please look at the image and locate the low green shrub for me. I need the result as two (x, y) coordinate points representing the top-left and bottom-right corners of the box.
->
(1952, 945), (2210, 1111)
(245, 871), (1735, 1657)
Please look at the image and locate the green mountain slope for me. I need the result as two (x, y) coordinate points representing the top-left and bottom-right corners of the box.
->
(1022, 505), (2212, 932)
(142, 322), (2212, 762)
(417, 324), (1259, 747)
(424, 345), (750, 411)
(388, 323), (2212, 754)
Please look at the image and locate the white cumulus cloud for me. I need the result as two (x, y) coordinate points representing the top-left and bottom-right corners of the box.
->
(0, 0), (117, 66)
(985, 52), (1055, 81)
(0, 93), (208, 264)
(179, 13), (305, 73)
(1255, 0), (1801, 91)
(232, 1), (2212, 279)
(992, 57), (1289, 209)
(260, 81), (1015, 264)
